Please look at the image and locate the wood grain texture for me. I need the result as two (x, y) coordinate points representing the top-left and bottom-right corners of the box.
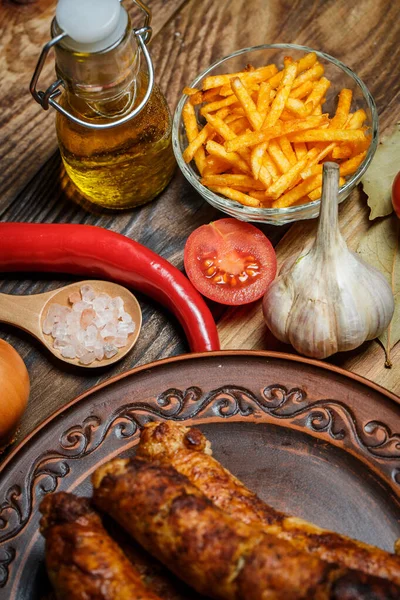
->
(0, 0), (399, 447)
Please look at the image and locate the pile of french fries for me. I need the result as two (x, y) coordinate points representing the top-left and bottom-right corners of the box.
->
(182, 52), (370, 209)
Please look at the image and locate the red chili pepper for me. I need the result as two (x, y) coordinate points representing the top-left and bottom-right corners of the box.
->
(0, 223), (220, 353)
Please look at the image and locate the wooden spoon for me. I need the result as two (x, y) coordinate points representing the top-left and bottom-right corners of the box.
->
(0, 280), (142, 368)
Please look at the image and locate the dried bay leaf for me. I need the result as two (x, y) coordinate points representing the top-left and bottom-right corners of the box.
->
(361, 124), (400, 220)
(357, 214), (400, 367)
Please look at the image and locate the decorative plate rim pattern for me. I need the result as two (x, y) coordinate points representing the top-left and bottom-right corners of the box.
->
(1, 350), (400, 594)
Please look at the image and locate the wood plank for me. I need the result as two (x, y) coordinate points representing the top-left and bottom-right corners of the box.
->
(0, 0), (187, 213)
(1, 0), (399, 447)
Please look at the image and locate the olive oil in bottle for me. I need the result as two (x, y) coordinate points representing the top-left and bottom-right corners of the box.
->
(31, 0), (175, 209)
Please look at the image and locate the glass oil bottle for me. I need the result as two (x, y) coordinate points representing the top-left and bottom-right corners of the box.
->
(30, 0), (175, 209)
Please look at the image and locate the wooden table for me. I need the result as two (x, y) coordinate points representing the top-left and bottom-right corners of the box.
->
(0, 0), (399, 446)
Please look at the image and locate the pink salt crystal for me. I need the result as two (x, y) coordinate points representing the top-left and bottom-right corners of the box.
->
(100, 322), (117, 339)
(42, 318), (54, 335)
(104, 343), (118, 359)
(68, 291), (81, 304)
(54, 335), (72, 349)
(79, 351), (96, 365)
(102, 308), (114, 323)
(52, 324), (68, 338)
(121, 311), (133, 324)
(80, 284), (96, 303)
(72, 301), (90, 313)
(114, 335), (128, 348)
(75, 345), (86, 359)
(80, 308), (96, 329)
(61, 345), (76, 359)
(94, 343), (104, 361)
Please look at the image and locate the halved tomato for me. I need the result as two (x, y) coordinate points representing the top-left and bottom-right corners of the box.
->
(184, 218), (277, 305)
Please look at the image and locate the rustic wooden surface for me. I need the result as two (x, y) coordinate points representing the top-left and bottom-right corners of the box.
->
(0, 0), (399, 446)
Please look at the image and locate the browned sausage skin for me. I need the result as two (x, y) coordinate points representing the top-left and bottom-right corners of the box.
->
(39, 492), (163, 600)
(92, 457), (400, 600)
(136, 422), (400, 585)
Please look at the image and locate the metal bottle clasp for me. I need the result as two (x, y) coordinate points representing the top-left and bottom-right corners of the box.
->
(29, 0), (154, 130)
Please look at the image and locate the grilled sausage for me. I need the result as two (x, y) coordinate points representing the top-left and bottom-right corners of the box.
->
(39, 492), (163, 600)
(136, 421), (400, 585)
(92, 457), (400, 600)
(104, 518), (205, 600)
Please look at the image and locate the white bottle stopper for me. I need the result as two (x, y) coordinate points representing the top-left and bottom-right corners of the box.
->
(56, 0), (128, 52)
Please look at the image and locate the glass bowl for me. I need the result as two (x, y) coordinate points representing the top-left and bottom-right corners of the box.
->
(172, 44), (378, 225)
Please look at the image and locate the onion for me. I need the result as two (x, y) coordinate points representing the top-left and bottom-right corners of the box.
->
(0, 339), (30, 448)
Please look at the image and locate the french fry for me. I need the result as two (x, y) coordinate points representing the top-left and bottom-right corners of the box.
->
(205, 112), (237, 141)
(279, 110), (298, 122)
(202, 64), (278, 91)
(347, 109), (367, 129)
(272, 174), (323, 208)
(202, 88), (223, 103)
(292, 62), (325, 90)
(267, 148), (319, 199)
(200, 95), (239, 115)
(201, 174), (266, 190)
(225, 113), (247, 125)
(206, 140), (251, 173)
(203, 155), (232, 176)
(308, 177), (346, 201)
(225, 124), (282, 152)
(182, 102), (207, 174)
(301, 152), (366, 181)
(262, 153), (280, 179)
(288, 129), (366, 143)
(208, 185), (260, 207)
(331, 145), (353, 159)
(305, 77), (331, 110)
(285, 97), (312, 118)
(249, 190), (268, 201)
(183, 87), (200, 96)
(266, 53), (317, 90)
(338, 151), (367, 176)
(268, 139), (291, 173)
(300, 164), (323, 180)
(229, 117), (251, 135)
(293, 141), (308, 160)
(297, 52), (318, 74)
(230, 77), (264, 130)
(329, 89), (352, 129)
(262, 61), (297, 128)
(225, 116), (326, 152)
(258, 164), (273, 187)
(257, 82), (272, 116)
(289, 80), (314, 99)
(183, 122), (213, 165)
(189, 91), (204, 106)
(302, 142), (336, 175)
(279, 136), (297, 166)
(251, 142), (268, 180)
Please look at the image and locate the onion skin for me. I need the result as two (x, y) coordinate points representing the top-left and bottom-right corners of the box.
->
(0, 339), (30, 449)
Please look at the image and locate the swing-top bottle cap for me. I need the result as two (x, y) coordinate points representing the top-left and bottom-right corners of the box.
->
(56, 0), (128, 52)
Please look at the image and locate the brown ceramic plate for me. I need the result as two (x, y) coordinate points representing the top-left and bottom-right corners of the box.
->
(1, 351), (400, 599)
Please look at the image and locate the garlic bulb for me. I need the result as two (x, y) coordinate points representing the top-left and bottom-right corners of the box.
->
(263, 162), (394, 359)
